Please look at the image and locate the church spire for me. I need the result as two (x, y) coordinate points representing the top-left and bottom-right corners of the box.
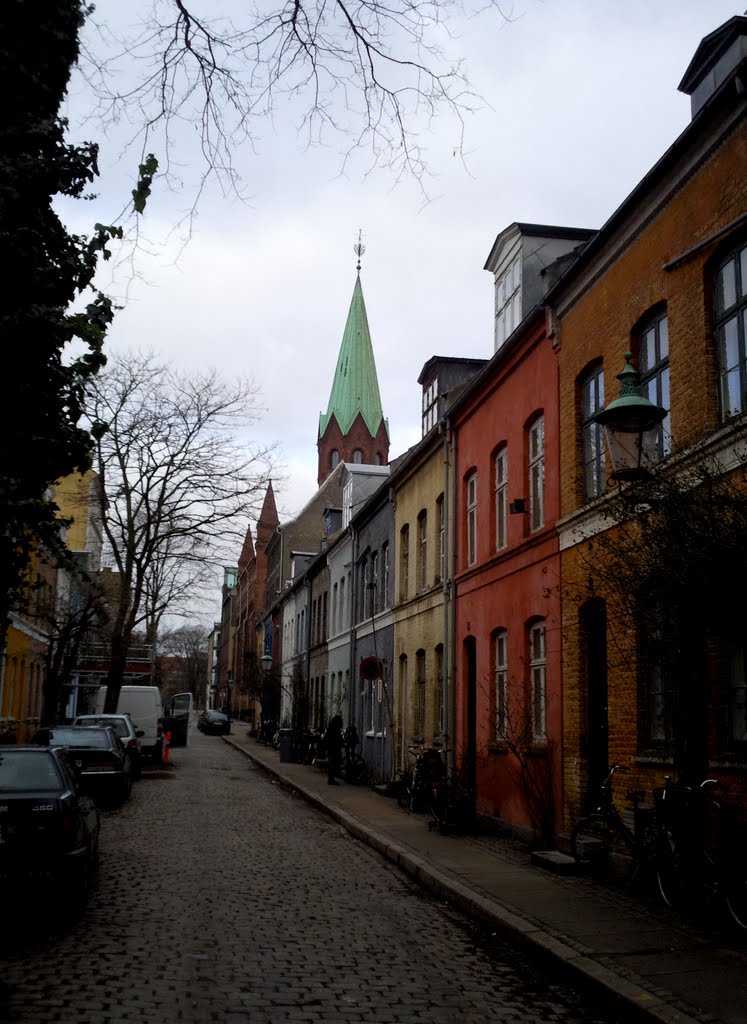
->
(317, 245), (390, 485)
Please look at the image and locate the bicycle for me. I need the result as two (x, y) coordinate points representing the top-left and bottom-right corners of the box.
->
(570, 765), (658, 883)
(654, 775), (747, 931)
(341, 728), (368, 785)
(397, 744), (445, 813)
(428, 759), (476, 835)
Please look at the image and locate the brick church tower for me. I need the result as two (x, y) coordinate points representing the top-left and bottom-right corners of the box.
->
(317, 264), (390, 485)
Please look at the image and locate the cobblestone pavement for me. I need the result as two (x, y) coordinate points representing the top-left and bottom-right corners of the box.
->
(0, 731), (626, 1024)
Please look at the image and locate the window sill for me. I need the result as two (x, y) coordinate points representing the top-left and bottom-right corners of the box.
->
(634, 751), (674, 767)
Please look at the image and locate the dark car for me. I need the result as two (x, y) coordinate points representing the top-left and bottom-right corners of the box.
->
(197, 710), (231, 735)
(73, 714), (144, 778)
(33, 726), (133, 805)
(0, 747), (100, 903)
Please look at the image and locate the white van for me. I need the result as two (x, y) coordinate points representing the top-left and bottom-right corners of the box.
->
(95, 685), (164, 762)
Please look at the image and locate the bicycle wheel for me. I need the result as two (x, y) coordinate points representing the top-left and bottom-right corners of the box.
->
(725, 871), (747, 930)
(570, 815), (611, 869)
(655, 829), (689, 911)
(345, 754), (368, 786)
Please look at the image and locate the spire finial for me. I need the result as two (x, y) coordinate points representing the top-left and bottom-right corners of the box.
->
(354, 229), (365, 273)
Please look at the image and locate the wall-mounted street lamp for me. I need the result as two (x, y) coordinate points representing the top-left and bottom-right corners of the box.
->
(595, 352), (668, 482)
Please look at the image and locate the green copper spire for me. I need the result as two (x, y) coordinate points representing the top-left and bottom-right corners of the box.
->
(319, 274), (386, 439)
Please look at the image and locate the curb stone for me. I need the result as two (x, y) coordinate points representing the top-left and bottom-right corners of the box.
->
(223, 736), (709, 1024)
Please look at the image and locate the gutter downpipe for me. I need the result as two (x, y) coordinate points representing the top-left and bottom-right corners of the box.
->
(442, 415), (457, 780)
(348, 523), (358, 736)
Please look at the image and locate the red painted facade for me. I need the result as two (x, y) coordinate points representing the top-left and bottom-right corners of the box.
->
(451, 309), (563, 838)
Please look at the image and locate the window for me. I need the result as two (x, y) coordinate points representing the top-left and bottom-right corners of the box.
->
(435, 644), (444, 738)
(417, 511), (427, 591)
(638, 311), (671, 460)
(364, 555), (373, 619)
(330, 449), (340, 470)
(332, 583), (338, 635)
(422, 378), (438, 435)
(641, 614), (674, 750)
(581, 365), (605, 500)
(342, 477), (353, 528)
(715, 241), (747, 419)
(495, 255), (522, 349)
(322, 591), (328, 640)
(400, 526), (409, 601)
(382, 543), (390, 609)
(353, 449), (363, 464)
(528, 418), (544, 532)
(436, 495), (445, 583)
(371, 551), (379, 615)
(494, 630), (508, 739)
(529, 621), (546, 742)
(339, 575), (346, 631)
(311, 599), (317, 645)
(359, 557), (368, 621)
(466, 473), (477, 566)
(494, 446), (507, 551)
(416, 650), (426, 740)
(728, 642), (747, 746)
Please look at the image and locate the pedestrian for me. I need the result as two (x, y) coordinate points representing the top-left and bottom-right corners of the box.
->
(324, 714), (344, 786)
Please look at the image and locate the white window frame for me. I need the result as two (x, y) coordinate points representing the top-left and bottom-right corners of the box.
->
(495, 255), (522, 349)
(528, 417), (544, 532)
(418, 511), (427, 591)
(466, 473), (477, 567)
(529, 621), (547, 743)
(422, 378), (438, 435)
(494, 446), (507, 551)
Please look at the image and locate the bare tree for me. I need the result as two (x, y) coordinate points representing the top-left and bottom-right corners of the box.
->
(78, 0), (509, 211)
(87, 351), (276, 712)
(567, 437), (747, 784)
(157, 622), (209, 702)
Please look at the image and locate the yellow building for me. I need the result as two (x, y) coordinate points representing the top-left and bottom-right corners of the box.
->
(0, 471), (102, 740)
(391, 429), (450, 773)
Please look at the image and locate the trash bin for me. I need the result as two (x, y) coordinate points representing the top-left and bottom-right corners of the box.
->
(278, 728), (293, 763)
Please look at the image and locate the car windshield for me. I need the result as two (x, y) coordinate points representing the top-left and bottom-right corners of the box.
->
(46, 727), (111, 749)
(76, 717), (129, 738)
(0, 751), (64, 792)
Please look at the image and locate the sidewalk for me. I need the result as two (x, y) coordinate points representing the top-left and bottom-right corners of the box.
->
(223, 732), (747, 1024)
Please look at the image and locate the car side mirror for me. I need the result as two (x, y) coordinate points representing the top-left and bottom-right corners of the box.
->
(136, 730), (145, 738)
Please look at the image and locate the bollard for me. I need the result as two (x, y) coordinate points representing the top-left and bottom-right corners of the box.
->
(163, 730), (172, 764)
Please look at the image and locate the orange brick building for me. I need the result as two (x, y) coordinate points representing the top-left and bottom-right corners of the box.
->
(548, 15), (747, 822)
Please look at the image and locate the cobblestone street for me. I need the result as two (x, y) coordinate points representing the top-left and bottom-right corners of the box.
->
(0, 731), (624, 1024)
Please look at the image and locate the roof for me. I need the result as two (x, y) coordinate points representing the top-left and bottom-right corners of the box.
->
(678, 15), (747, 95)
(483, 222), (596, 273)
(319, 274), (386, 439)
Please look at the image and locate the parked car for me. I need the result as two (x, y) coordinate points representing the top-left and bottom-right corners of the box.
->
(197, 710), (231, 735)
(32, 726), (133, 806)
(0, 747), (100, 903)
(73, 714), (144, 778)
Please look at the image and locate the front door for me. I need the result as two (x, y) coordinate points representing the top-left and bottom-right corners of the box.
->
(582, 599), (608, 803)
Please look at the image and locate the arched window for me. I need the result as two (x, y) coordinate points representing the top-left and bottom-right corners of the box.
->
(528, 619), (547, 742)
(715, 240), (747, 419)
(353, 449), (363, 464)
(527, 416), (544, 532)
(493, 629), (508, 739)
(330, 449), (340, 469)
(580, 364), (605, 500)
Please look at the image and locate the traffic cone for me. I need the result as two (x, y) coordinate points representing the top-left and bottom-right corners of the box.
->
(163, 731), (172, 764)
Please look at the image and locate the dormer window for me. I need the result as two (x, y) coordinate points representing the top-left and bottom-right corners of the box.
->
(422, 378), (438, 435)
(495, 256), (522, 349)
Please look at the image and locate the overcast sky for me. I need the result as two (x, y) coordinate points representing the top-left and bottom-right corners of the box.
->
(59, 0), (740, 618)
